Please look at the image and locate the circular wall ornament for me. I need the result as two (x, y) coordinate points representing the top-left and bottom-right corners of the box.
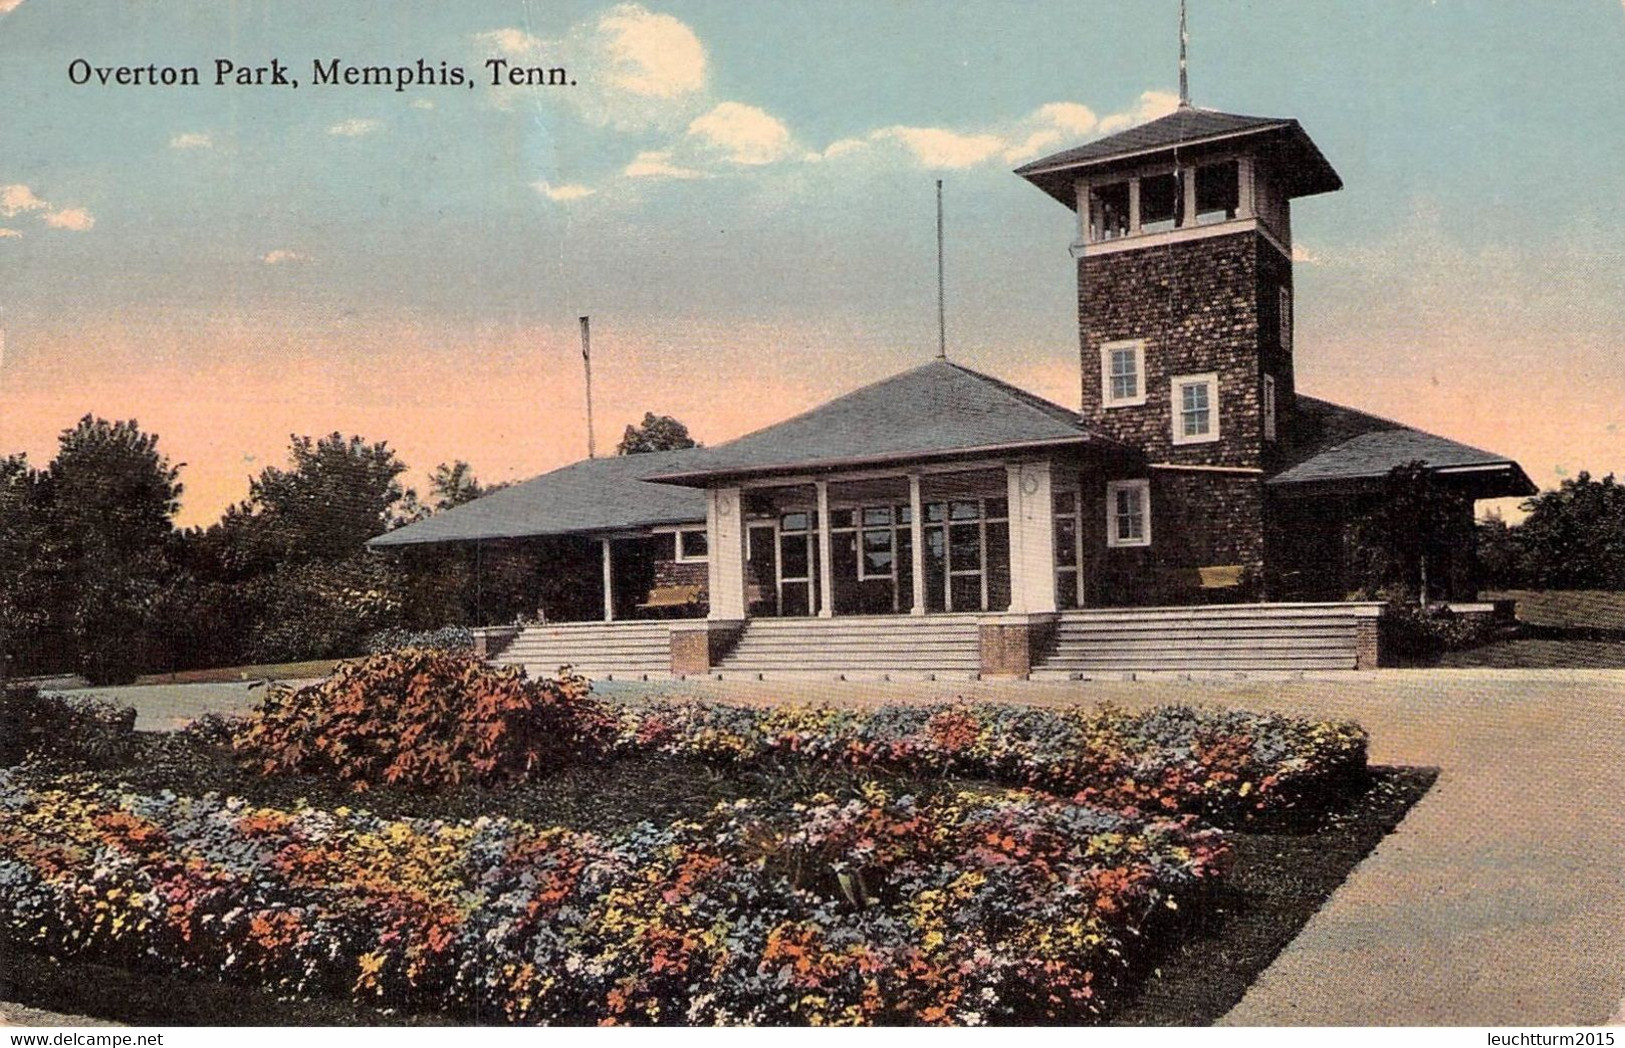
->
(1020, 472), (1041, 497)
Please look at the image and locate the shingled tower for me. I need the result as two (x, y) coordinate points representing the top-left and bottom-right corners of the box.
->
(1015, 108), (1342, 594)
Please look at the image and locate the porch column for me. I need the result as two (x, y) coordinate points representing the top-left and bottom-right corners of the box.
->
(909, 472), (926, 615)
(815, 480), (834, 618)
(707, 487), (748, 620)
(600, 538), (614, 622)
(1006, 460), (1057, 614)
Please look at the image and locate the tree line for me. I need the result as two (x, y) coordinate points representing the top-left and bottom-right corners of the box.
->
(0, 413), (696, 685)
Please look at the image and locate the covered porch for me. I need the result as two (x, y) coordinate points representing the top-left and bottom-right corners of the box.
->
(699, 457), (1083, 621)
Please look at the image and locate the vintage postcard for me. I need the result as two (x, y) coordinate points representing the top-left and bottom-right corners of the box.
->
(2, 0), (1622, 1033)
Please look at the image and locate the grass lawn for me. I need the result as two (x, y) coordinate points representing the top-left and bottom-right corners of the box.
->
(1483, 589), (1625, 630)
(1439, 590), (1625, 669)
(133, 658), (341, 685)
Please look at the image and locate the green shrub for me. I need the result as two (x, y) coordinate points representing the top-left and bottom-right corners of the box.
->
(1383, 604), (1499, 663)
(365, 625), (474, 653)
(231, 649), (616, 790)
(0, 686), (136, 767)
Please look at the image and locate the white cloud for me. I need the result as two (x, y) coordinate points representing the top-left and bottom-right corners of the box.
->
(0, 0), (24, 13)
(2, 184), (93, 231)
(687, 102), (792, 165)
(169, 131), (213, 149)
(328, 118), (382, 137)
(813, 93), (1173, 173)
(262, 249), (310, 265)
(1096, 90), (1180, 135)
(477, 5), (706, 130)
(410, 98), (435, 111)
(532, 180), (596, 202)
(624, 150), (705, 180)
(475, 27), (542, 55)
(0, 184), (47, 216)
(877, 126), (1006, 169)
(0, 228), (20, 238)
(43, 207), (94, 231)
(1033, 102), (1100, 136)
(1292, 243), (1325, 266)
(598, 3), (705, 99)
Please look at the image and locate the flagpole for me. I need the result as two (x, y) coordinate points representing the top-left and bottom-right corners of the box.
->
(580, 315), (596, 459)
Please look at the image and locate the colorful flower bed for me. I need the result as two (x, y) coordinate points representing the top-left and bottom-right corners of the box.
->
(233, 649), (615, 790)
(0, 769), (1225, 1025)
(615, 701), (1368, 824)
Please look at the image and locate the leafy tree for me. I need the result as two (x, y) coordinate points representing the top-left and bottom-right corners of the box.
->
(1474, 511), (1522, 590)
(398, 460), (507, 522)
(42, 417), (184, 683)
(242, 433), (409, 563)
(616, 413), (698, 455)
(0, 454), (54, 684)
(1511, 472), (1625, 590)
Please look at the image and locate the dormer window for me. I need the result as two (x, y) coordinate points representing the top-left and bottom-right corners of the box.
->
(1196, 161), (1240, 224)
(1100, 339), (1147, 408)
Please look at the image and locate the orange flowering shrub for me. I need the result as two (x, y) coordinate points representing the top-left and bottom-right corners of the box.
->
(232, 649), (616, 790)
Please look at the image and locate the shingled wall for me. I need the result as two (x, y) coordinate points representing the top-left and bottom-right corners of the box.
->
(1074, 229), (1289, 605)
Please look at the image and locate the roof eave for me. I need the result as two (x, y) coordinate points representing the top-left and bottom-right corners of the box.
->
(1267, 461), (1537, 499)
(1017, 123), (1341, 209)
(647, 435), (1105, 488)
(366, 512), (708, 549)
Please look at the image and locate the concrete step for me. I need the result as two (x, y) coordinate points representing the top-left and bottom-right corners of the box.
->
(504, 643), (673, 657)
(1046, 637), (1356, 653)
(1040, 654), (1356, 670)
(1056, 603), (1375, 622)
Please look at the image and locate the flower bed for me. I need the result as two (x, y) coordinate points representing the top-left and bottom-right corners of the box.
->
(0, 769), (1225, 1025)
(233, 649), (615, 790)
(616, 702), (1368, 824)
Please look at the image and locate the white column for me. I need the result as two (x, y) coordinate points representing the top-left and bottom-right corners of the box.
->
(706, 487), (748, 620)
(909, 473), (926, 615)
(1074, 179), (1091, 243)
(1005, 461), (1057, 614)
(815, 480), (834, 618)
(1180, 165), (1198, 229)
(600, 538), (615, 622)
(1237, 157), (1256, 219)
(1128, 177), (1142, 235)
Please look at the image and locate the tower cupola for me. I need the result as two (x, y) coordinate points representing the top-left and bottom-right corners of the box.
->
(1014, 107), (1340, 258)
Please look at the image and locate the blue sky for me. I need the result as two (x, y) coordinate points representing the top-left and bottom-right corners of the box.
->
(2, 0), (1623, 523)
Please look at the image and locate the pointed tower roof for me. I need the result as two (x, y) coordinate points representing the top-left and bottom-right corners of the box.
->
(649, 359), (1120, 486)
(1015, 106), (1341, 207)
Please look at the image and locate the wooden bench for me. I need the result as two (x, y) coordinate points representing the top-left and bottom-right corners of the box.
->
(1197, 564), (1245, 590)
(637, 584), (705, 616)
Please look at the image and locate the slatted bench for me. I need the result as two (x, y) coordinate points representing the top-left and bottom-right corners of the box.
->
(637, 584), (705, 617)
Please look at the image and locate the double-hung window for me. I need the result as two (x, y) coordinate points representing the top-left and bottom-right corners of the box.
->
(1170, 372), (1220, 445)
(1100, 339), (1147, 408)
(1106, 480), (1151, 548)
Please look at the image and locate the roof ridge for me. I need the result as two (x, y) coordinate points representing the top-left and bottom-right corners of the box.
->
(937, 359), (1090, 430)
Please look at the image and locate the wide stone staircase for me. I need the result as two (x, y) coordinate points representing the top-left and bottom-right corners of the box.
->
(494, 621), (673, 680)
(1031, 603), (1372, 676)
(714, 615), (983, 680)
